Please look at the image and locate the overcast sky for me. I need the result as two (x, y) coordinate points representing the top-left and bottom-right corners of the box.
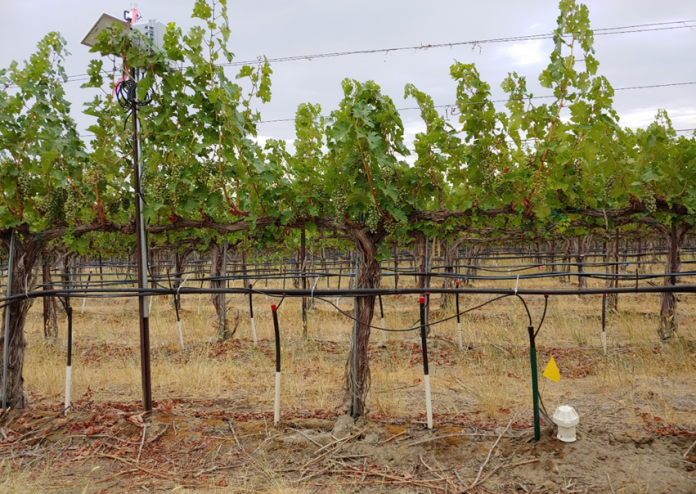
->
(2, 0), (695, 151)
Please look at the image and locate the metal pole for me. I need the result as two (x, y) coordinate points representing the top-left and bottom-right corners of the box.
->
(131, 68), (152, 411)
(528, 325), (540, 441)
(2, 229), (16, 409)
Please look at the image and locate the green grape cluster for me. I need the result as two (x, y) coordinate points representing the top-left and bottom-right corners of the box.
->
(17, 175), (31, 200)
(384, 219), (399, 236)
(603, 174), (616, 202)
(34, 188), (67, 220)
(365, 206), (381, 233)
(146, 171), (169, 205)
(83, 167), (104, 185)
(333, 193), (347, 219)
(205, 172), (225, 194)
(64, 188), (81, 223)
(481, 162), (497, 189)
(644, 193), (657, 213)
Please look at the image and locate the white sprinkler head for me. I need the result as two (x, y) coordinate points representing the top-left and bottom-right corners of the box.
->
(552, 405), (580, 443)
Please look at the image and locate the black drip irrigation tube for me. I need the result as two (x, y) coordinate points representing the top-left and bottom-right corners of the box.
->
(455, 280), (462, 350)
(271, 301), (282, 425)
(65, 305), (73, 415)
(249, 292), (257, 343)
(602, 293), (607, 355)
(419, 296), (433, 429)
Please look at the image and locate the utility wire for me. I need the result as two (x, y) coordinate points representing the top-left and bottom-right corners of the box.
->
(219, 20), (696, 68)
(8, 19), (695, 88)
(256, 81), (696, 124)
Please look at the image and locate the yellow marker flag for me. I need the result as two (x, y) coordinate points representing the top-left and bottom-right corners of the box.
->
(542, 356), (560, 383)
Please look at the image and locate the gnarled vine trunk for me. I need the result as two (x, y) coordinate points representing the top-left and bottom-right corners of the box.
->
(546, 240), (556, 273)
(658, 224), (688, 341)
(42, 250), (58, 341)
(343, 228), (382, 417)
(210, 241), (235, 340)
(575, 235), (591, 289)
(1, 233), (43, 408)
(560, 240), (571, 284)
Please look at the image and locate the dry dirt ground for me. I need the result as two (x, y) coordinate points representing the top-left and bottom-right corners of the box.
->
(0, 396), (694, 493)
(1, 265), (696, 492)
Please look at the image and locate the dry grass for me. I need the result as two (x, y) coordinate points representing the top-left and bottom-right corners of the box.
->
(21, 259), (696, 429)
(2, 257), (696, 492)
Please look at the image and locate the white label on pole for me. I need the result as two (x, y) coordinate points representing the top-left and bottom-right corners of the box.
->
(251, 318), (257, 344)
(424, 374), (433, 429)
(274, 371), (281, 425)
(81, 297), (87, 315)
(65, 366), (72, 416)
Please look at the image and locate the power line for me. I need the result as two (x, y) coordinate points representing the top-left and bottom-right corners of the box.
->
(8, 19), (695, 88)
(256, 81), (696, 124)
(220, 20), (696, 68)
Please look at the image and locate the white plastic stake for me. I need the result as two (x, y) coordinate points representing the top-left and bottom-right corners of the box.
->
(457, 322), (463, 351)
(602, 331), (607, 356)
(177, 320), (184, 350)
(251, 317), (257, 344)
(424, 374), (433, 429)
(64, 366), (72, 416)
(274, 371), (281, 425)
